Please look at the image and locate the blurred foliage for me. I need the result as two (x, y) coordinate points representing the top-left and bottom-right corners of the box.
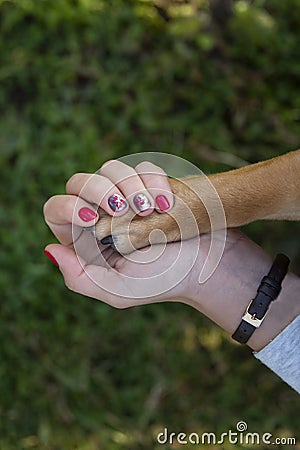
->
(0, 0), (299, 448)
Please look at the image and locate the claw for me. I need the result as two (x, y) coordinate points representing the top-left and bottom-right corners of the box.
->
(101, 235), (114, 245)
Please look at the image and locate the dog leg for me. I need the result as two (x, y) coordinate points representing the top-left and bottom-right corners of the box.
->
(94, 150), (300, 254)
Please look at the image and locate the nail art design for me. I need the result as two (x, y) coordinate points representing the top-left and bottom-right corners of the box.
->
(133, 193), (151, 212)
(108, 194), (127, 212)
(156, 195), (170, 211)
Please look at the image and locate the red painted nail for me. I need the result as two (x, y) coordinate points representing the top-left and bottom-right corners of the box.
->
(44, 250), (59, 267)
(78, 207), (98, 222)
(156, 195), (170, 211)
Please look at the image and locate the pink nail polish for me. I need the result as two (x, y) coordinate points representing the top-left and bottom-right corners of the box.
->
(156, 195), (170, 211)
(78, 207), (97, 222)
(44, 250), (59, 267)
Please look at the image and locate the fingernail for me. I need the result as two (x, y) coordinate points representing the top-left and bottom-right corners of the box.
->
(133, 193), (151, 212)
(108, 194), (127, 212)
(44, 250), (59, 267)
(156, 195), (170, 211)
(78, 207), (98, 222)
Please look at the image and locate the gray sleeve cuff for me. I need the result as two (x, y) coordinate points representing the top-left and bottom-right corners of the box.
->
(253, 315), (300, 393)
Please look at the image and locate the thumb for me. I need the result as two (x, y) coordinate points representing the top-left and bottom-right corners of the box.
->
(44, 244), (96, 296)
(43, 244), (127, 307)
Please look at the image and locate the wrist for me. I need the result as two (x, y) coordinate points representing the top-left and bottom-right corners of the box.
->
(183, 231), (300, 351)
(185, 233), (272, 337)
(248, 272), (300, 351)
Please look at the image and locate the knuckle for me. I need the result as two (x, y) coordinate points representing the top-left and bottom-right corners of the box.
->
(43, 195), (59, 216)
(100, 159), (116, 170)
(136, 161), (166, 176)
(66, 173), (82, 191)
(134, 161), (149, 172)
(101, 160), (133, 174)
(43, 198), (52, 216)
(66, 172), (93, 192)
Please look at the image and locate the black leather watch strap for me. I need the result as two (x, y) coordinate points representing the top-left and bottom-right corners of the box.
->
(232, 254), (290, 344)
(232, 319), (256, 344)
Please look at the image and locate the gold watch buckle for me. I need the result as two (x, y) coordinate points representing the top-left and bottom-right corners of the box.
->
(242, 300), (265, 328)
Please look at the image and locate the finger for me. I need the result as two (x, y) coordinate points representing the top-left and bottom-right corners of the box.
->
(66, 173), (129, 216)
(99, 160), (155, 216)
(43, 195), (99, 245)
(135, 162), (174, 213)
(44, 244), (130, 308)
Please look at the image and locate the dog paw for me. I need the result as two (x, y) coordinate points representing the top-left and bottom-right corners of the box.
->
(93, 207), (181, 254)
(90, 177), (209, 254)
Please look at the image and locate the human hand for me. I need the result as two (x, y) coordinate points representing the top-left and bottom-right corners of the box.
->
(43, 160), (190, 307)
(43, 160), (299, 351)
(43, 159), (229, 307)
(42, 158), (268, 311)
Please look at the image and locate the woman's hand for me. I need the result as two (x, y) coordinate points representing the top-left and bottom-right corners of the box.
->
(43, 160), (184, 307)
(43, 160), (300, 352)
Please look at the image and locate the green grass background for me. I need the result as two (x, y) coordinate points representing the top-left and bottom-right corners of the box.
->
(0, 0), (299, 448)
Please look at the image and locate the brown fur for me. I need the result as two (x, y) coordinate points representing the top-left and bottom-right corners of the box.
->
(94, 150), (300, 254)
